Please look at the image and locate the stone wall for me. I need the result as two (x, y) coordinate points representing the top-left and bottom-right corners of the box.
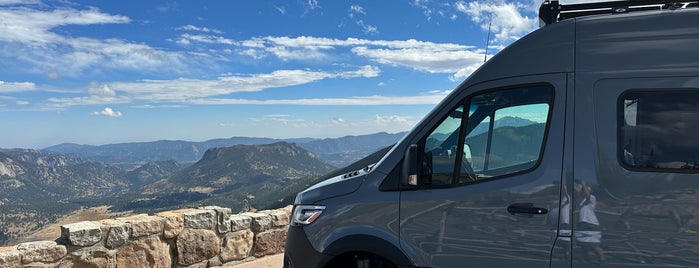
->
(0, 206), (292, 268)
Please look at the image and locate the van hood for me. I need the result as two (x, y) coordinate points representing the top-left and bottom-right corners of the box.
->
(294, 167), (370, 204)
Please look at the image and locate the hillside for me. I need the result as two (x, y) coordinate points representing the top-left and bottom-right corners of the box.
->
(115, 142), (336, 213)
(0, 150), (130, 244)
(0, 149), (128, 203)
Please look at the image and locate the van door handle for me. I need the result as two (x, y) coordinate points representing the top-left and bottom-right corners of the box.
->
(507, 203), (548, 216)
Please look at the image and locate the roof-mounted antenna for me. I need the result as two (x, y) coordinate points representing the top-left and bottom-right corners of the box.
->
(483, 15), (492, 63)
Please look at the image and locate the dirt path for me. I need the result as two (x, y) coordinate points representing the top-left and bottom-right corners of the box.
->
(224, 253), (283, 267)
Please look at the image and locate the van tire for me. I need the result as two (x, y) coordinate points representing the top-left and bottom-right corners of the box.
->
(325, 251), (397, 268)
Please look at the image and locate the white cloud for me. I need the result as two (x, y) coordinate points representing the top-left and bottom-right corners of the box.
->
(92, 107), (122, 117)
(239, 36), (486, 78)
(177, 33), (236, 45)
(189, 90), (450, 106)
(350, 5), (366, 16)
(48, 94), (131, 108)
(0, 81), (35, 92)
(264, 114), (307, 126)
(265, 114), (290, 119)
(375, 115), (411, 125)
(47, 66), (381, 107)
(307, 0), (320, 10)
(88, 83), (117, 97)
(48, 82), (130, 108)
(0, 7), (129, 44)
(356, 20), (379, 35)
(15, 100), (29, 105)
(454, 0), (538, 43)
(0, 0), (39, 6)
(352, 45), (483, 76)
(411, 0), (435, 20)
(177, 25), (223, 34)
(0, 5), (195, 76)
(274, 5), (287, 15)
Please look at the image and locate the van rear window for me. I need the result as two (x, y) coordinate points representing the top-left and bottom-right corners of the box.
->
(619, 90), (699, 172)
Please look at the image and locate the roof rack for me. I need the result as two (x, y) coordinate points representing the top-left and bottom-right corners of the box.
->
(539, 0), (699, 26)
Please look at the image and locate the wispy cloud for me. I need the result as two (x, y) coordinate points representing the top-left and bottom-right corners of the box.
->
(177, 24), (223, 34)
(0, 81), (36, 92)
(245, 113), (420, 135)
(346, 5), (378, 35)
(176, 33), (236, 45)
(411, 0), (435, 20)
(307, 0), (320, 10)
(0, 6), (130, 44)
(356, 20), (379, 35)
(189, 90), (450, 106)
(47, 66), (382, 107)
(375, 114), (411, 125)
(239, 36), (485, 79)
(273, 5), (287, 15)
(349, 5), (366, 16)
(0, 5), (195, 76)
(0, 0), (39, 6)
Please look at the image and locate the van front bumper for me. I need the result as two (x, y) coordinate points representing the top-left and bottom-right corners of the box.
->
(284, 226), (332, 268)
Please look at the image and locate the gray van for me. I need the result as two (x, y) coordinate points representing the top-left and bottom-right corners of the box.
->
(284, 1), (699, 267)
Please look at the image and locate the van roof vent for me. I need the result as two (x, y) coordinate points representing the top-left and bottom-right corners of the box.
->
(539, 0), (699, 26)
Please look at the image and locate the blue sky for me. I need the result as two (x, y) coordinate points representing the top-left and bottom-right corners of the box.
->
(0, 0), (572, 149)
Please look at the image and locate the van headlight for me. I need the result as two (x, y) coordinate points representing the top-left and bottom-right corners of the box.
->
(291, 205), (326, 226)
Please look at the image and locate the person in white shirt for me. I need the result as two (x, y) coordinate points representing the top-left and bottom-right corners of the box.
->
(574, 180), (605, 263)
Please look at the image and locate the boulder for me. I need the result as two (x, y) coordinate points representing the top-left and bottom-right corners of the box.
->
(17, 241), (67, 264)
(175, 229), (220, 266)
(61, 221), (102, 247)
(253, 229), (287, 257)
(0, 246), (21, 268)
(220, 229), (254, 262)
(183, 209), (216, 230)
(115, 237), (170, 268)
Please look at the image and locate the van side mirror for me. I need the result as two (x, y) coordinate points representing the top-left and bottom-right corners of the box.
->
(402, 144), (418, 186)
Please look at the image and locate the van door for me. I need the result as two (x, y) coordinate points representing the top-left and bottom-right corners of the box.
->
(573, 77), (699, 267)
(399, 74), (568, 267)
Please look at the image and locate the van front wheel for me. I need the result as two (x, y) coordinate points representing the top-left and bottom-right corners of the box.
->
(325, 251), (397, 268)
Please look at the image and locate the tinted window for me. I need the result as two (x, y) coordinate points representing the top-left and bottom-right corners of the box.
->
(620, 91), (699, 172)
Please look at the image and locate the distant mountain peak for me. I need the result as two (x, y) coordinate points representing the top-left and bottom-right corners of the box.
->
(144, 142), (336, 197)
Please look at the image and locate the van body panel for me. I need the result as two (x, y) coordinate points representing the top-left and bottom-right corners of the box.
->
(302, 170), (401, 254)
(569, 10), (699, 266)
(573, 76), (699, 267)
(576, 9), (699, 73)
(459, 20), (575, 87)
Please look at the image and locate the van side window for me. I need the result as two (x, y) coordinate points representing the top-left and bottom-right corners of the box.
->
(421, 105), (465, 186)
(619, 91), (699, 172)
(420, 86), (553, 187)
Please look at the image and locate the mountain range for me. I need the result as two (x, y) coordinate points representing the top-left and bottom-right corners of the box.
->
(43, 132), (407, 168)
